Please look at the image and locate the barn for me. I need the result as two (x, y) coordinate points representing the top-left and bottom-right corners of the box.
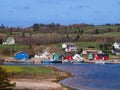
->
(14, 52), (29, 60)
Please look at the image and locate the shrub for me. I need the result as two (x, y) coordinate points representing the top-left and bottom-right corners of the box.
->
(0, 66), (15, 89)
(2, 48), (15, 56)
(88, 46), (95, 48)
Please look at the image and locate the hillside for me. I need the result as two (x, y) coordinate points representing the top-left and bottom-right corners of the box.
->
(0, 23), (120, 45)
(0, 23), (120, 58)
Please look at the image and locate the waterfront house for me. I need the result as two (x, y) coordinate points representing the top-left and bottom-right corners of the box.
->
(94, 54), (109, 60)
(63, 54), (73, 61)
(82, 49), (102, 55)
(14, 51), (29, 60)
(53, 53), (60, 61)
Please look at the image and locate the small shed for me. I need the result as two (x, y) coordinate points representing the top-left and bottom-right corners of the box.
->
(82, 49), (102, 55)
(94, 54), (109, 60)
(14, 52), (29, 60)
(53, 53), (60, 61)
(88, 53), (95, 60)
(64, 54), (73, 61)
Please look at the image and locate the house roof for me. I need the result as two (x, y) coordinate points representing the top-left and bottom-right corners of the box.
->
(63, 43), (76, 45)
(115, 42), (120, 44)
(6, 37), (15, 42)
(83, 49), (102, 54)
(63, 43), (77, 47)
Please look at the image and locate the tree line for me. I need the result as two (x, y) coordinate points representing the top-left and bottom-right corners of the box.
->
(0, 23), (120, 46)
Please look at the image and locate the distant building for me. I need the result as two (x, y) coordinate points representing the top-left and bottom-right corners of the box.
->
(14, 51), (29, 60)
(111, 49), (120, 55)
(82, 49), (102, 55)
(112, 42), (120, 55)
(3, 37), (15, 45)
(62, 43), (78, 52)
(113, 42), (120, 49)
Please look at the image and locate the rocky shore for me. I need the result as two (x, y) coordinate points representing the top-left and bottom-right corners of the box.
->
(12, 79), (68, 90)
(9, 66), (73, 90)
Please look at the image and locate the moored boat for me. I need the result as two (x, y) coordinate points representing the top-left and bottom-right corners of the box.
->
(41, 60), (62, 64)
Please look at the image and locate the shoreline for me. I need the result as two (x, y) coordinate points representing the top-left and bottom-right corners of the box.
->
(9, 66), (74, 90)
(4, 59), (120, 90)
(83, 59), (120, 64)
(12, 79), (69, 90)
(3, 60), (120, 90)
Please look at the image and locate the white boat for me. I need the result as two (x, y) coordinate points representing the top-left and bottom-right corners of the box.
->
(95, 60), (106, 64)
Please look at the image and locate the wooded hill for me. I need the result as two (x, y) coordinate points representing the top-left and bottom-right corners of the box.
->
(0, 23), (120, 45)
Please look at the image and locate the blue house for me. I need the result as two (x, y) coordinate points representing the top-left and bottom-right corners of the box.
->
(14, 52), (29, 60)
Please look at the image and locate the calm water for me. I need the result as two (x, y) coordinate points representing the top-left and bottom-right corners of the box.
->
(4, 63), (120, 90)
(54, 63), (120, 90)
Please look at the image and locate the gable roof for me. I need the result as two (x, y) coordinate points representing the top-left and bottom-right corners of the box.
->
(6, 37), (14, 41)
(3, 37), (15, 45)
(114, 42), (120, 44)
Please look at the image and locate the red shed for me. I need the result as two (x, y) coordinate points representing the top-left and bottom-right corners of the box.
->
(64, 54), (73, 61)
(94, 54), (109, 60)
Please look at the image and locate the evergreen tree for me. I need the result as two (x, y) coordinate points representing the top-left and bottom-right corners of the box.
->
(0, 66), (15, 89)
(94, 28), (100, 34)
(33, 23), (39, 31)
(0, 24), (5, 28)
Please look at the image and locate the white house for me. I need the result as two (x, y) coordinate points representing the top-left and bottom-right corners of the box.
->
(111, 42), (120, 55)
(62, 43), (78, 52)
(113, 42), (120, 49)
(3, 37), (15, 45)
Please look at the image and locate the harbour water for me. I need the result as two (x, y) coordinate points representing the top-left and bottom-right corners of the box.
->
(55, 63), (120, 90)
(4, 62), (120, 90)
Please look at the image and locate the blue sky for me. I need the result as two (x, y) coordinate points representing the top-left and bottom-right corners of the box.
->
(0, 0), (120, 27)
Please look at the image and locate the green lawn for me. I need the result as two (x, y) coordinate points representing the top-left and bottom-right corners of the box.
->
(76, 42), (99, 49)
(0, 44), (29, 51)
(94, 32), (120, 38)
(1, 65), (71, 82)
(1, 66), (52, 74)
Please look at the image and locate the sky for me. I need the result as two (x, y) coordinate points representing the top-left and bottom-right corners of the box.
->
(0, 0), (120, 27)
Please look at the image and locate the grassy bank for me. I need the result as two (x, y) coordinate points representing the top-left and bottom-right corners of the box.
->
(2, 66), (71, 80)
(1, 66), (73, 90)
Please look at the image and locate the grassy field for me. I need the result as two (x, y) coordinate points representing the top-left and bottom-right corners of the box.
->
(0, 44), (29, 58)
(1, 66), (71, 80)
(2, 66), (52, 74)
(75, 42), (99, 49)
(0, 44), (29, 51)
(0, 66), (73, 90)
(93, 32), (120, 38)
